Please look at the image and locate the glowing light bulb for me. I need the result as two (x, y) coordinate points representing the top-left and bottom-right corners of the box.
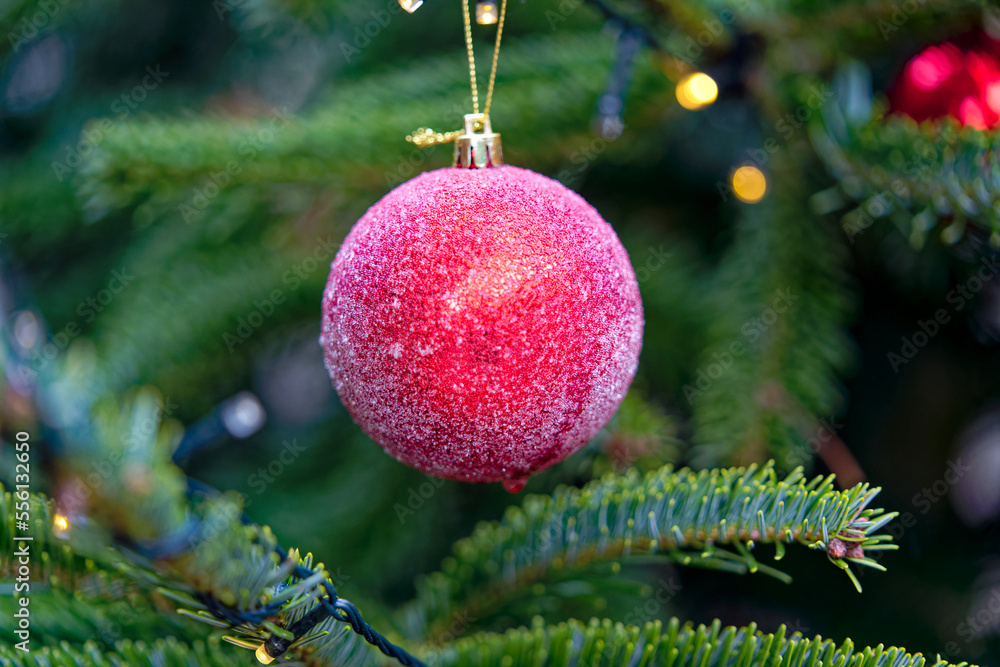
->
(398, 0), (423, 12)
(256, 644), (275, 664)
(731, 166), (768, 204)
(476, 0), (498, 24)
(52, 514), (69, 538)
(675, 72), (718, 110)
(221, 391), (266, 439)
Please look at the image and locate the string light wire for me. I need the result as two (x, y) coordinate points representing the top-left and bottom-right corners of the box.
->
(171, 477), (428, 666)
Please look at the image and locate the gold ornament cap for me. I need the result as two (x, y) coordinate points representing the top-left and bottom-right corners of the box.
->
(454, 113), (503, 168)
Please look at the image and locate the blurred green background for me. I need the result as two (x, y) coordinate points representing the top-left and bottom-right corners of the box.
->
(1, 0), (999, 665)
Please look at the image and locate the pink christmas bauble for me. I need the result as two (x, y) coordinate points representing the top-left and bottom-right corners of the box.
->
(321, 165), (643, 489)
(889, 30), (1000, 129)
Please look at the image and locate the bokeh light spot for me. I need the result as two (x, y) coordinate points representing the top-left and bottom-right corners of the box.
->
(676, 72), (718, 110)
(732, 166), (767, 203)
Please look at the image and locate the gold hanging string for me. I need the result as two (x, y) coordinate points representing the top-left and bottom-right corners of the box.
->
(482, 0), (507, 118)
(406, 127), (463, 146)
(462, 0), (480, 115)
(407, 0), (508, 148)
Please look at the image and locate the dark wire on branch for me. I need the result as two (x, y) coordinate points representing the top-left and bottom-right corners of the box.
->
(166, 477), (428, 666)
(584, 0), (663, 52)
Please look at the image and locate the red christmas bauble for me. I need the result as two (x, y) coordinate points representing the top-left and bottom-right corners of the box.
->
(321, 165), (643, 489)
(890, 30), (1000, 129)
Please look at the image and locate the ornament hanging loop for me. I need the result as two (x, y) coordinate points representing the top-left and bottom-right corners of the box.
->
(405, 0), (508, 149)
(454, 113), (502, 168)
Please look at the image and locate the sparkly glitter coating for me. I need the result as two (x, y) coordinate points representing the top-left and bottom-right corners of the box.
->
(321, 166), (644, 484)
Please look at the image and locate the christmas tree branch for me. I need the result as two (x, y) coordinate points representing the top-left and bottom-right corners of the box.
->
(689, 171), (855, 469)
(77, 32), (670, 214)
(3, 385), (424, 666)
(78, 225), (315, 399)
(423, 617), (975, 667)
(814, 98), (1000, 246)
(0, 479), (399, 666)
(1, 488), (87, 588)
(0, 636), (242, 667)
(47, 31), (675, 401)
(0, 486), (212, 649)
(397, 463), (896, 643)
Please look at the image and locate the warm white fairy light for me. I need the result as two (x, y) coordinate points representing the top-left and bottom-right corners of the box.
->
(731, 165), (768, 203)
(676, 72), (718, 110)
(256, 644), (275, 664)
(53, 513), (70, 538)
(476, 0), (498, 24)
